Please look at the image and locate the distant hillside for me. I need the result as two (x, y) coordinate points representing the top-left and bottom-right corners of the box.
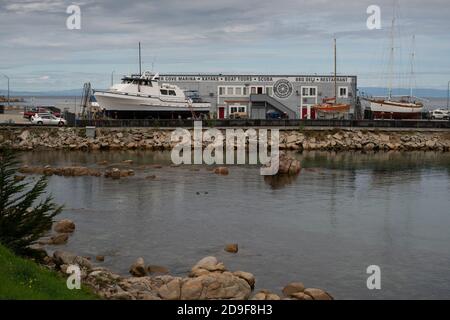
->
(1, 87), (448, 98)
(359, 87), (448, 98)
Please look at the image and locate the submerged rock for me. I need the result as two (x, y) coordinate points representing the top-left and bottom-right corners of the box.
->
(224, 243), (239, 253)
(129, 257), (147, 277)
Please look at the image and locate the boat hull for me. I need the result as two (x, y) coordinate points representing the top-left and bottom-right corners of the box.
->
(366, 99), (423, 119)
(94, 91), (210, 112)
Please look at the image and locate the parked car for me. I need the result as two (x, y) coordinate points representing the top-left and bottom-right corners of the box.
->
(430, 109), (450, 120)
(31, 113), (67, 126)
(24, 106), (61, 119)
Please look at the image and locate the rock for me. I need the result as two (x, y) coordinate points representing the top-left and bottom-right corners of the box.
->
(54, 219), (75, 233)
(190, 256), (226, 276)
(96, 255), (105, 262)
(282, 282), (305, 297)
(53, 251), (92, 270)
(291, 292), (313, 300)
(181, 272), (251, 300)
(110, 291), (134, 300)
(106, 168), (121, 179)
(304, 288), (333, 300)
(213, 167), (229, 175)
(158, 278), (182, 300)
(233, 271), (255, 289)
(122, 159), (133, 164)
(129, 257), (147, 277)
(19, 130), (30, 141)
(264, 152), (301, 176)
(224, 243), (238, 253)
(50, 233), (69, 245)
(147, 265), (169, 274)
(145, 175), (157, 180)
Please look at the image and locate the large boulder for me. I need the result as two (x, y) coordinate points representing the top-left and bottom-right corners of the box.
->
(54, 219), (75, 233)
(53, 251), (92, 270)
(233, 271), (255, 289)
(180, 272), (251, 300)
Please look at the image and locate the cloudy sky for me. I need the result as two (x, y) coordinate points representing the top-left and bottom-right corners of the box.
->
(0, 0), (449, 92)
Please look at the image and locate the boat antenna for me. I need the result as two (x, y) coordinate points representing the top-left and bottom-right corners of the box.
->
(388, 1), (397, 100)
(139, 42), (142, 76)
(334, 36), (337, 102)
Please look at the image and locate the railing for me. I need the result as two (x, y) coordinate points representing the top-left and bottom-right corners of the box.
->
(69, 119), (450, 129)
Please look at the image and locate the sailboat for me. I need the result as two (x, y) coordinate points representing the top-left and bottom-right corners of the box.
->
(313, 38), (351, 118)
(363, 4), (423, 119)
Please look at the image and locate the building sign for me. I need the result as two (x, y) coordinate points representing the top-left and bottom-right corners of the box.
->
(159, 75), (354, 83)
(273, 79), (293, 99)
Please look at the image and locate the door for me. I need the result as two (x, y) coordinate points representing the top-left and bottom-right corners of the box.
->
(218, 107), (225, 119)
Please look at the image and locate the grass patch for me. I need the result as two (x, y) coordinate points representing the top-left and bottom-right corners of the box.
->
(0, 244), (97, 300)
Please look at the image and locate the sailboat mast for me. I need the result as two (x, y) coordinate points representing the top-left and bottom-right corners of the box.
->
(409, 35), (416, 99)
(388, 3), (396, 100)
(334, 37), (337, 101)
(139, 42), (142, 76)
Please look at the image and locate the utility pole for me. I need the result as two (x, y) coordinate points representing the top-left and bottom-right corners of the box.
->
(2, 74), (9, 107)
(111, 70), (115, 86)
(447, 80), (450, 111)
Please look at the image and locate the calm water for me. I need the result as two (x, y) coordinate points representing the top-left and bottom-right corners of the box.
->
(19, 151), (450, 299)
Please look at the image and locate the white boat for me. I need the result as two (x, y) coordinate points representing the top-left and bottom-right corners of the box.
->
(363, 3), (424, 119)
(94, 71), (210, 112)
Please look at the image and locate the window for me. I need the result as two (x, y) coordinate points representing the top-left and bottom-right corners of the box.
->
(302, 87), (317, 97)
(266, 87), (273, 96)
(339, 87), (348, 98)
(238, 107), (245, 113)
(219, 87), (225, 96)
(243, 87), (249, 96)
(235, 87), (242, 96)
(160, 89), (168, 95)
(227, 87), (234, 95)
(168, 90), (176, 96)
(251, 87), (257, 94)
(230, 107), (238, 113)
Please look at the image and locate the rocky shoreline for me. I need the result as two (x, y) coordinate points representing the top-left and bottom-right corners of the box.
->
(34, 220), (333, 300)
(1, 127), (450, 152)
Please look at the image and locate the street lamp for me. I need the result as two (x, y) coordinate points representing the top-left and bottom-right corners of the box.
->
(1, 74), (9, 108)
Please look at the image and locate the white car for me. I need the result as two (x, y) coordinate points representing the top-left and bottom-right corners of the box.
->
(31, 113), (67, 126)
(430, 109), (450, 120)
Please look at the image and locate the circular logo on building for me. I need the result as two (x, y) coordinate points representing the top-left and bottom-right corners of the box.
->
(273, 79), (293, 99)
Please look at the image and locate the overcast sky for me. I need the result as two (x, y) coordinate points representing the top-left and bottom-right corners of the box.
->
(0, 0), (449, 91)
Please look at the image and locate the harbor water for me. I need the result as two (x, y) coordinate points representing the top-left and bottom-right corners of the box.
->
(18, 150), (450, 299)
